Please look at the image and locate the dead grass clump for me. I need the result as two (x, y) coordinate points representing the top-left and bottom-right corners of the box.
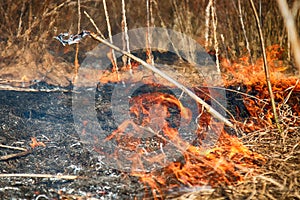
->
(231, 126), (300, 199)
(0, 43), (73, 87)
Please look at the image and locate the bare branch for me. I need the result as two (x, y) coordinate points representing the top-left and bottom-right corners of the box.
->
(249, 0), (282, 132)
(103, 0), (118, 72)
(277, 0), (300, 75)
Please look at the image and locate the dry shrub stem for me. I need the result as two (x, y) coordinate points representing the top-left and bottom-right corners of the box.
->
(83, 11), (105, 39)
(0, 173), (78, 180)
(83, 12), (233, 128)
(277, 0), (300, 75)
(103, 0), (118, 72)
(121, 0), (132, 73)
(146, 0), (154, 65)
(0, 150), (32, 161)
(237, 0), (253, 65)
(210, 0), (220, 73)
(204, 0), (212, 49)
(249, 0), (282, 133)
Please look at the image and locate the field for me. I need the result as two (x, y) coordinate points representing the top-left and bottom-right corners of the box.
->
(0, 1), (299, 199)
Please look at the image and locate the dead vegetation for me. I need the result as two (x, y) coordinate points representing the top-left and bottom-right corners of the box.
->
(0, 0), (300, 199)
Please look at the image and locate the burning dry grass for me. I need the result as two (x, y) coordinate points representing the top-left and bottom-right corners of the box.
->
(137, 118), (300, 200)
(2, 43), (298, 199)
(173, 51), (300, 200)
(128, 47), (300, 199)
(127, 97), (298, 199)
(0, 27), (299, 198)
(234, 91), (300, 199)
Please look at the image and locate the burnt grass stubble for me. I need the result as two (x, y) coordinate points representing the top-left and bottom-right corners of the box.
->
(0, 87), (145, 199)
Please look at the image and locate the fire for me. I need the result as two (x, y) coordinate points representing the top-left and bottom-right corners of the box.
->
(129, 129), (265, 199)
(104, 90), (193, 171)
(100, 83), (266, 199)
(221, 44), (300, 130)
(95, 44), (300, 199)
(30, 137), (46, 149)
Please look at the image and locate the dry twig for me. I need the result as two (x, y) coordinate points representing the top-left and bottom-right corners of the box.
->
(0, 144), (27, 151)
(121, 0), (132, 73)
(0, 150), (32, 161)
(73, 0), (81, 82)
(103, 0), (118, 72)
(249, 0), (282, 132)
(0, 173), (79, 180)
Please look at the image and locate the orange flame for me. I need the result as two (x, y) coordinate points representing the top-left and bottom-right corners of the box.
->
(101, 87), (266, 199)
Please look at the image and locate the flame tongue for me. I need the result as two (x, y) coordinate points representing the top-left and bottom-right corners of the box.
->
(102, 85), (265, 195)
(104, 90), (193, 172)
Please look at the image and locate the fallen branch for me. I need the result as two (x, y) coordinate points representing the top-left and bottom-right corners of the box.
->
(0, 84), (71, 92)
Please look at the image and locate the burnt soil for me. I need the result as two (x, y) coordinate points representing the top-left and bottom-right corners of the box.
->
(0, 88), (146, 199)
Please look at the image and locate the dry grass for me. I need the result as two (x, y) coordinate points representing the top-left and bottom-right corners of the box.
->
(0, 0), (298, 60)
(169, 108), (300, 200)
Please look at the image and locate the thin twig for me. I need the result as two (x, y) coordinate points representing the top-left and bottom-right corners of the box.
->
(152, 0), (181, 57)
(103, 0), (118, 72)
(152, 0), (167, 28)
(205, 0), (213, 50)
(0, 150), (32, 161)
(146, 0), (154, 65)
(0, 84), (71, 92)
(210, 0), (220, 72)
(237, 0), (253, 65)
(16, 1), (25, 37)
(249, 0), (282, 132)
(283, 79), (299, 105)
(74, 0), (81, 82)
(195, 86), (236, 122)
(257, 175), (285, 190)
(121, 0), (132, 73)
(22, 0), (74, 40)
(83, 11), (105, 39)
(0, 173), (79, 180)
(0, 144), (27, 151)
(87, 31), (234, 128)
